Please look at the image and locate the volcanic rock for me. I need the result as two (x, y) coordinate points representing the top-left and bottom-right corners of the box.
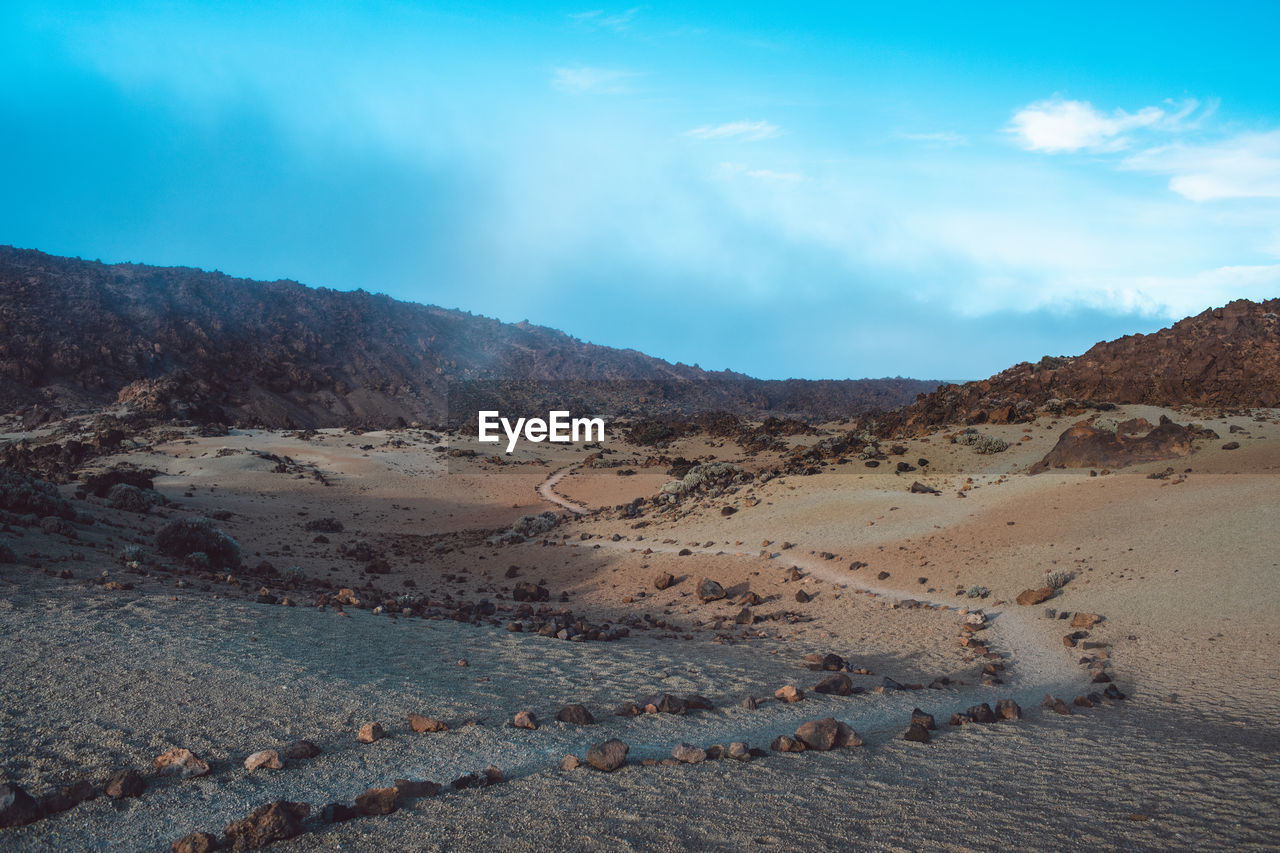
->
(557, 704), (595, 725)
(672, 744), (707, 764)
(104, 769), (146, 799)
(903, 723), (932, 742)
(1016, 587), (1055, 606)
(995, 698), (1022, 720)
(357, 722), (386, 742)
(355, 787), (399, 816)
(172, 832), (220, 853)
(654, 572), (675, 590)
(813, 674), (854, 696)
(512, 710), (538, 730)
(408, 714), (448, 733)
(586, 739), (628, 772)
(224, 801), (309, 850)
(244, 751), (283, 772)
(775, 685), (804, 703)
(153, 748), (211, 779)
(911, 708), (937, 730)
(1031, 416), (1195, 473)
(282, 740), (321, 760)
(0, 783), (41, 828)
(697, 579), (726, 602)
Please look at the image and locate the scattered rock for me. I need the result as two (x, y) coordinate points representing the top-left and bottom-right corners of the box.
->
(794, 589), (811, 603)
(407, 714), (447, 733)
(995, 698), (1022, 720)
(614, 701), (643, 717)
(153, 747), (211, 779)
(672, 743), (707, 764)
(1071, 612), (1103, 629)
(770, 735), (804, 753)
(104, 769), (146, 799)
(557, 704), (596, 725)
(586, 739), (629, 772)
(653, 572), (675, 590)
(355, 787), (399, 816)
(244, 750), (283, 773)
(640, 693), (688, 715)
(813, 674), (854, 696)
(558, 755), (581, 771)
(223, 801), (309, 850)
(0, 783), (41, 828)
(512, 710), (538, 730)
(172, 831), (220, 853)
(1042, 694), (1073, 715)
(903, 723), (931, 743)
(1016, 587), (1055, 606)
(774, 685), (804, 703)
(357, 722), (386, 743)
(795, 718), (859, 751)
(282, 740), (321, 760)
(909, 481), (940, 495)
(728, 741), (751, 762)
(910, 708), (937, 730)
(965, 703), (996, 723)
(697, 578), (726, 602)
(320, 803), (358, 823)
(512, 582), (549, 602)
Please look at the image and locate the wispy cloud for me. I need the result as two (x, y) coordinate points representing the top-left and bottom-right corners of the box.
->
(685, 120), (780, 141)
(569, 8), (642, 32)
(1007, 97), (1206, 153)
(897, 131), (969, 148)
(550, 66), (638, 95)
(1122, 130), (1280, 201)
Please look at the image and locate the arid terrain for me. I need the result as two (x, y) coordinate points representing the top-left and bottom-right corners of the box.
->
(1, 396), (1277, 851)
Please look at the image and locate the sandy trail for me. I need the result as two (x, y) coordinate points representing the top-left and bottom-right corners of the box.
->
(538, 465), (588, 515)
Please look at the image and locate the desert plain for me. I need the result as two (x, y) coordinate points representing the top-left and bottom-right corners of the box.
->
(1, 403), (1278, 851)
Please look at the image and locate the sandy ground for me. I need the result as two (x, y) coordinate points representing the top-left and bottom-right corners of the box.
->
(1, 406), (1277, 851)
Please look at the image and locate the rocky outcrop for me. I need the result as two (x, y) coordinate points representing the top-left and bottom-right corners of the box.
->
(1029, 416), (1196, 473)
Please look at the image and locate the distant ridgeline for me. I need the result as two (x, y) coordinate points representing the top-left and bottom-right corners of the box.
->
(0, 246), (937, 429)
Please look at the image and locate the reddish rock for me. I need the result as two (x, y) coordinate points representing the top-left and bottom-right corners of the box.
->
(1016, 587), (1055, 606)
(795, 718), (859, 751)
(653, 572), (674, 590)
(1071, 612), (1103, 629)
(282, 740), (321, 760)
(1042, 694), (1073, 715)
(672, 743), (707, 764)
(407, 714), (447, 733)
(775, 685), (804, 703)
(223, 801), (309, 850)
(1030, 416), (1195, 473)
(357, 722), (386, 742)
(903, 722), (931, 742)
(172, 832), (220, 853)
(995, 698), (1022, 720)
(770, 735), (804, 753)
(910, 708), (937, 730)
(394, 779), (441, 798)
(728, 742), (751, 762)
(154, 748), (211, 779)
(965, 703), (996, 723)
(512, 710), (538, 730)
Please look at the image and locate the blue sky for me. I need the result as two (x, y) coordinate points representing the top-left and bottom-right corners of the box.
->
(3, 2), (1278, 380)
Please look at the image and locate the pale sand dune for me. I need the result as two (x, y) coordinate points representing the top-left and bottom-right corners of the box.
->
(1, 407), (1277, 850)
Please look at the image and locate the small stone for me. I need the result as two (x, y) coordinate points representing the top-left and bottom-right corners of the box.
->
(672, 743), (707, 764)
(407, 714), (447, 733)
(614, 701), (643, 717)
(740, 696), (758, 710)
(654, 572), (674, 590)
(775, 685), (804, 703)
(223, 801), (309, 849)
(357, 722), (386, 742)
(586, 739), (628, 771)
(910, 708), (937, 730)
(1071, 612), (1103, 629)
(770, 735), (805, 753)
(794, 718), (859, 751)
(512, 710), (538, 730)
(244, 750), (283, 772)
(558, 755), (581, 771)
(995, 698), (1022, 720)
(104, 769), (146, 799)
(395, 779), (441, 798)
(320, 803), (358, 823)
(153, 747), (211, 779)
(794, 589), (811, 603)
(1073, 695), (1096, 708)
(355, 787), (399, 816)
(697, 578), (726, 602)
(1042, 694), (1073, 715)
(705, 744), (726, 760)
(282, 740), (321, 760)
(903, 722), (931, 742)
(813, 674), (854, 696)
(0, 783), (41, 828)
(727, 742), (751, 762)
(556, 704), (595, 725)
(965, 703), (996, 723)
(172, 832), (220, 853)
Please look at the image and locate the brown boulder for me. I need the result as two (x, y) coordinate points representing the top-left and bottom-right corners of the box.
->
(910, 708), (937, 730)
(586, 739), (628, 771)
(0, 783), (41, 828)
(104, 769), (146, 799)
(795, 718), (858, 751)
(1016, 587), (1055, 606)
(903, 722), (931, 742)
(1071, 612), (1103, 629)
(672, 743), (707, 764)
(512, 710), (538, 730)
(813, 674), (854, 696)
(357, 722), (386, 742)
(172, 832), (220, 853)
(1030, 416), (1194, 473)
(408, 714), (447, 733)
(355, 787), (399, 816)
(775, 685), (804, 703)
(557, 704), (595, 725)
(995, 698), (1022, 720)
(653, 572), (675, 590)
(244, 751), (282, 773)
(223, 801), (309, 850)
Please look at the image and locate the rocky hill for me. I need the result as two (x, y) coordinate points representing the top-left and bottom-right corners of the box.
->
(0, 246), (935, 428)
(869, 298), (1280, 435)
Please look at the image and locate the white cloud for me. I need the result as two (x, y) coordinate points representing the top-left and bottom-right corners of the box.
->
(1123, 131), (1280, 201)
(684, 120), (780, 141)
(550, 66), (638, 94)
(1007, 97), (1171, 153)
